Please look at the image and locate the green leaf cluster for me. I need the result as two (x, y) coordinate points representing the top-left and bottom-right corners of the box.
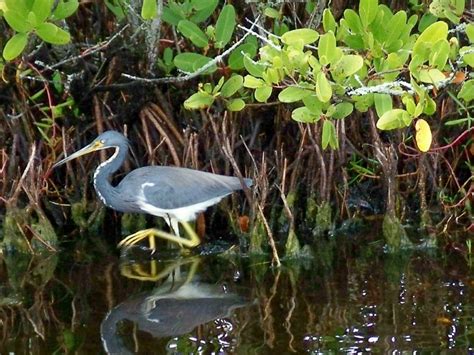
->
(160, 1), (240, 75)
(181, 0), (470, 152)
(162, 0), (218, 25)
(2, 0), (77, 60)
(162, 1), (236, 51)
(184, 74), (245, 111)
(429, 0), (465, 24)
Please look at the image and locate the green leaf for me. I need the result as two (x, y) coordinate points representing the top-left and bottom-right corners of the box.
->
(4, 9), (34, 32)
(203, 82), (213, 94)
(354, 94), (373, 112)
(303, 96), (323, 115)
(226, 98), (245, 111)
(215, 4), (236, 48)
(4, 0), (29, 13)
(3, 32), (28, 60)
(291, 107), (318, 123)
(374, 94), (392, 118)
(52, 71), (63, 92)
(332, 102), (353, 119)
(31, 0), (53, 23)
(316, 72), (332, 103)
(343, 32), (365, 50)
(281, 29), (319, 45)
(376, 109), (412, 130)
(444, 7), (461, 23)
(27, 12), (38, 28)
(184, 91), (215, 110)
(429, 39), (450, 69)
(220, 75), (243, 97)
(264, 67), (281, 84)
(243, 55), (266, 78)
(105, 0), (126, 20)
(322, 120), (338, 149)
(274, 21), (289, 37)
(318, 32), (338, 66)
(445, 117), (470, 126)
(332, 54), (363, 78)
(343, 9), (363, 34)
(461, 46), (474, 67)
(141, 0), (157, 19)
(414, 99), (424, 118)
(190, 0), (218, 23)
(162, 3), (185, 25)
(359, 0), (378, 28)
(402, 94), (416, 115)
(384, 11), (407, 50)
(454, 0), (466, 15)
(52, 0), (79, 20)
(424, 95), (436, 115)
(413, 21), (448, 59)
(36, 22), (70, 44)
(430, 0), (464, 23)
(322, 9), (336, 33)
(191, 0), (214, 11)
(264, 7), (280, 19)
(255, 85), (272, 102)
(174, 53), (216, 74)
(163, 47), (173, 64)
(408, 54), (425, 78)
(177, 20), (208, 48)
(466, 23), (474, 43)
(243, 75), (265, 89)
(458, 80), (474, 103)
(228, 41), (257, 70)
(278, 86), (313, 103)
(418, 68), (445, 85)
(418, 13), (437, 32)
(212, 76), (225, 94)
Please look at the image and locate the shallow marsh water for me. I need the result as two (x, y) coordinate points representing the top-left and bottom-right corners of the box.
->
(0, 233), (473, 354)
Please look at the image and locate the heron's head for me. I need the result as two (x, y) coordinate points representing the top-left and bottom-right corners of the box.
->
(53, 131), (129, 168)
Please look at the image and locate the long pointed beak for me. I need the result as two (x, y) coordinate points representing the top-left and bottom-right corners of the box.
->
(53, 141), (104, 168)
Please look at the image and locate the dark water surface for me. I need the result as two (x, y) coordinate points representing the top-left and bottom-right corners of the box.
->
(0, 235), (473, 354)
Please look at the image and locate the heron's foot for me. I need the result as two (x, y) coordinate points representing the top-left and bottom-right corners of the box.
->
(117, 223), (200, 252)
(120, 260), (162, 281)
(120, 257), (200, 282)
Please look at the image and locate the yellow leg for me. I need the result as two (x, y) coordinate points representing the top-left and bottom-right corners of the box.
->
(120, 256), (200, 282)
(117, 220), (200, 251)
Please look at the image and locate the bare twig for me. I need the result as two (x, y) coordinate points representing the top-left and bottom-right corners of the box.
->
(149, 103), (184, 146)
(120, 16), (261, 85)
(237, 24), (281, 51)
(257, 204), (281, 267)
(209, 112), (253, 204)
(141, 107), (181, 166)
(34, 25), (130, 71)
(11, 144), (36, 202)
(278, 159), (295, 231)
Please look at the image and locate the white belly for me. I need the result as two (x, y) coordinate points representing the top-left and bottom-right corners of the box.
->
(137, 195), (227, 222)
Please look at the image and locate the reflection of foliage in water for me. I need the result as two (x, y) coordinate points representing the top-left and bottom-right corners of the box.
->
(0, 253), (59, 346)
(0, 237), (473, 353)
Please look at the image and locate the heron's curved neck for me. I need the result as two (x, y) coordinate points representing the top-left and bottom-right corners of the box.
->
(93, 145), (128, 207)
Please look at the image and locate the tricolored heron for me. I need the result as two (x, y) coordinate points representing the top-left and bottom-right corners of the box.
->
(53, 131), (252, 251)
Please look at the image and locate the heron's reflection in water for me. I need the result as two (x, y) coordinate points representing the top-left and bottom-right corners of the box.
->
(101, 257), (248, 354)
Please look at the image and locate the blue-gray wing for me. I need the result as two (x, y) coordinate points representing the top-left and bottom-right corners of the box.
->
(117, 166), (251, 210)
